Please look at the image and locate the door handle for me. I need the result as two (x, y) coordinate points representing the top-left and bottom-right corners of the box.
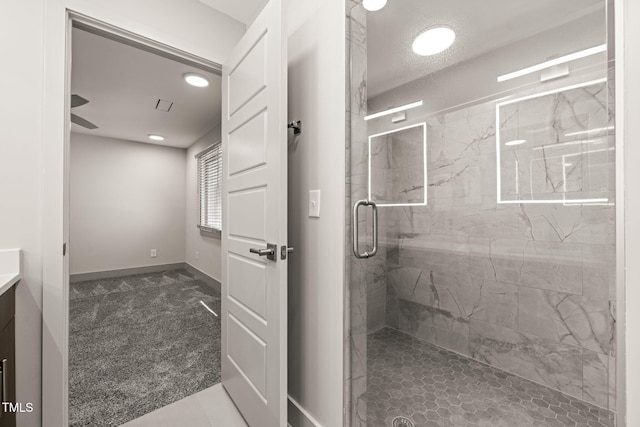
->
(249, 243), (277, 261)
(352, 199), (378, 259)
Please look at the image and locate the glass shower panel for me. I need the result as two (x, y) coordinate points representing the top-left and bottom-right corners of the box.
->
(346, 0), (615, 426)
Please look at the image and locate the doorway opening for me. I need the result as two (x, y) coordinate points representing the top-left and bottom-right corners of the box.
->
(67, 18), (224, 425)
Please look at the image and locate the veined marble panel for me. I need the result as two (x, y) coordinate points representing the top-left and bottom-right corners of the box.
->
(469, 320), (583, 398)
(346, 5), (369, 423)
(385, 206), (431, 238)
(520, 240), (583, 294)
(390, 297), (471, 357)
(518, 203), (615, 245)
(428, 106), (498, 160)
(583, 350), (609, 408)
(518, 286), (611, 354)
(346, 0), (366, 48)
(350, 42), (367, 117)
(428, 158), (484, 202)
(429, 203), (521, 240)
(366, 244), (387, 333)
(608, 355), (616, 410)
(468, 279), (518, 329)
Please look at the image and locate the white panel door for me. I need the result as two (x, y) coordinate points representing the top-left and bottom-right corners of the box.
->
(221, 0), (287, 426)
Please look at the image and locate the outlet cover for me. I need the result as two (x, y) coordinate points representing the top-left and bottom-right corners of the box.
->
(150, 249), (157, 258)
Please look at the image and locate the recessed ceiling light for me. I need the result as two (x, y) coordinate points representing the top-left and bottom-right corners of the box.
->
(412, 27), (456, 56)
(184, 73), (210, 87)
(504, 139), (526, 146)
(362, 0), (387, 11)
(148, 134), (165, 141)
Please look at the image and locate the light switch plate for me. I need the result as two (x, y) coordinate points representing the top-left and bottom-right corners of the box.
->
(309, 190), (321, 218)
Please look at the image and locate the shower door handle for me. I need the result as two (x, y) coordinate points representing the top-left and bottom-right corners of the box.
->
(352, 199), (378, 259)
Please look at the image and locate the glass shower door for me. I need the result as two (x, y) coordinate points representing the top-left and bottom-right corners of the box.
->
(346, 1), (616, 426)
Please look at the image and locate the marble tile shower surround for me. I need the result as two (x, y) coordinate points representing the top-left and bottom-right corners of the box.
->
(359, 77), (617, 412)
(346, 0), (616, 424)
(345, 1), (369, 426)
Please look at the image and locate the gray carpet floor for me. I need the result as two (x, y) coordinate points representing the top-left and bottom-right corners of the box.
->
(69, 269), (221, 426)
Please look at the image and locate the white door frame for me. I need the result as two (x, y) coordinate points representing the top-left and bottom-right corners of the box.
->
(41, 8), (223, 426)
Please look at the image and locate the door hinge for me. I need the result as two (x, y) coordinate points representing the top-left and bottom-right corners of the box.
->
(63, 243), (67, 256)
(287, 120), (302, 135)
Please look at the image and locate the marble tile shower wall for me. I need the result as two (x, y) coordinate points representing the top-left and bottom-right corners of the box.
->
(368, 82), (616, 411)
(345, 1), (369, 426)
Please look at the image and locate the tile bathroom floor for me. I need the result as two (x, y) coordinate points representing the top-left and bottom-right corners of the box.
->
(366, 327), (614, 427)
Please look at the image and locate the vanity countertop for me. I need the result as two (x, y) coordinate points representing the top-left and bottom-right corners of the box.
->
(0, 249), (22, 297)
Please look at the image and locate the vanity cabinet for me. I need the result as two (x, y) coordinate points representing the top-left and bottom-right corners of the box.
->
(0, 284), (16, 427)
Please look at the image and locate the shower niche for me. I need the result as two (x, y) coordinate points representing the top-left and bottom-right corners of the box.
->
(368, 122), (427, 206)
(497, 79), (614, 204)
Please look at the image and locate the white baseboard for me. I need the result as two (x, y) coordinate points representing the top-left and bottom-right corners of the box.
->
(70, 262), (185, 282)
(288, 395), (322, 427)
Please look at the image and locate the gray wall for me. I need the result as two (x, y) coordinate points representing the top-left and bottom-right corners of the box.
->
(285, 0), (346, 425)
(185, 126), (222, 281)
(70, 133), (186, 275)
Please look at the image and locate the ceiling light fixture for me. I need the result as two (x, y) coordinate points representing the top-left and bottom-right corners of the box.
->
(184, 73), (210, 87)
(362, 0), (387, 12)
(148, 134), (165, 141)
(364, 100), (423, 121)
(497, 44), (606, 82)
(412, 27), (456, 56)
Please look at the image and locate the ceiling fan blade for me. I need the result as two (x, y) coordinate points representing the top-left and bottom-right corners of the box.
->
(71, 113), (98, 129)
(71, 94), (89, 108)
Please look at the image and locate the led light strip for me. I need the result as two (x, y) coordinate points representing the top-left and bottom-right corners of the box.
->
(364, 100), (423, 121)
(565, 126), (614, 137)
(497, 44), (606, 83)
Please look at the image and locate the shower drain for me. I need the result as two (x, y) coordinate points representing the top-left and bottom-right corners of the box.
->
(391, 416), (414, 427)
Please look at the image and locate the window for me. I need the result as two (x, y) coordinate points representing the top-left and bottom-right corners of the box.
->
(197, 142), (222, 237)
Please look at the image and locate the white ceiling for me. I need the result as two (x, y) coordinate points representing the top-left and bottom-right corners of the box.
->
(198, 0), (269, 24)
(366, 0), (605, 98)
(71, 27), (221, 149)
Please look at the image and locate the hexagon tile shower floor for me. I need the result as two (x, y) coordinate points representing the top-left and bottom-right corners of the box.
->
(365, 328), (614, 427)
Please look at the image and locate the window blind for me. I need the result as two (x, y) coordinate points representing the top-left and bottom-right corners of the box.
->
(197, 142), (222, 231)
